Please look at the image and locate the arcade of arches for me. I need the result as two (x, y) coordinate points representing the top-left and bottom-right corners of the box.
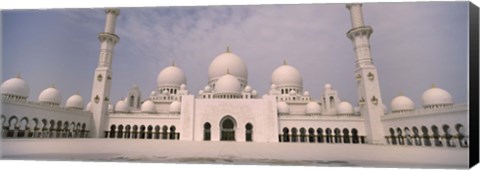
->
(1, 115), (89, 138)
(279, 127), (366, 144)
(385, 123), (469, 148)
(105, 124), (180, 140)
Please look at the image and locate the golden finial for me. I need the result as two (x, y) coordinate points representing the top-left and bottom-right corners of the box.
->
(432, 83), (436, 88)
(51, 83), (55, 88)
(16, 74), (21, 78)
(283, 59), (287, 65)
(226, 46), (230, 53)
(226, 68), (230, 74)
(172, 60), (176, 67)
(76, 91), (80, 95)
(399, 91), (404, 96)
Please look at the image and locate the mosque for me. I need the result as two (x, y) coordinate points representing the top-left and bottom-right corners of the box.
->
(0, 4), (469, 149)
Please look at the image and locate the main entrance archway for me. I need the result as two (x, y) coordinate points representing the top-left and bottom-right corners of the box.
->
(220, 116), (236, 141)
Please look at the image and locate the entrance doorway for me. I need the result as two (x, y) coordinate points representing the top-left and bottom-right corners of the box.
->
(220, 116), (236, 141)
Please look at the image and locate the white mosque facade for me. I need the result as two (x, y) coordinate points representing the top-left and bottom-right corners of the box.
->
(0, 4), (470, 149)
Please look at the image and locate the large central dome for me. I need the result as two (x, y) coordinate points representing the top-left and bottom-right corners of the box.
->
(157, 65), (187, 88)
(208, 50), (248, 82)
(271, 63), (303, 87)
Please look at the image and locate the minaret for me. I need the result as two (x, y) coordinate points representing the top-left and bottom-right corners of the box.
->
(346, 4), (385, 144)
(90, 8), (120, 138)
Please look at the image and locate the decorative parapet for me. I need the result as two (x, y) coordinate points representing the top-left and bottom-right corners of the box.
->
(2, 95), (92, 116)
(382, 103), (468, 120)
(279, 114), (363, 121)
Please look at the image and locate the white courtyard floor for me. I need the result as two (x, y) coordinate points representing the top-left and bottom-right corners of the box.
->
(0, 139), (469, 169)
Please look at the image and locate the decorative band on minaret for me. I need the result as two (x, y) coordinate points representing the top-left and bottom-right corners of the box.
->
(346, 4), (374, 68)
(98, 9), (120, 68)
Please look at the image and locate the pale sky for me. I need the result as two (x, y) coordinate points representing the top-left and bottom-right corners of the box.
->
(2, 2), (469, 110)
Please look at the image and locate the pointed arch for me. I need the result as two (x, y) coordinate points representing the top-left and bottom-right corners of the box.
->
(109, 124), (116, 138)
(282, 127), (290, 142)
(343, 128), (350, 143)
(162, 125), (168, 139)
(204, 122), (211, 141)
(169, 126), (176, 140)
(220, 116), (236, 141)
(351, 128), (359, 144)
(291, 128), (298, 142)
(325, 128), (332, 143)
(442, 125), (453, 147)
(245, 123), (253, 142)
(421, 126), (431, 146)
(308, 128), (315, 143)
(154, 125), (160, 139)
(118, 125), (124, 138)
(316, 128), (324, 143)
(431, 125), (442, 147)
(300, 128), (307, 143)
(139, 125), (146, 139)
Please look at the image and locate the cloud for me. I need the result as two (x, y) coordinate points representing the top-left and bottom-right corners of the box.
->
(2, 2), (468, 109)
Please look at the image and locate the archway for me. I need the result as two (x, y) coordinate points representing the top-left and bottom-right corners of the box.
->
(245, 123), (253, 142)
(220, 116), (236, 141)
(204, 122), (211, 141)
(282, 127), (290, 142)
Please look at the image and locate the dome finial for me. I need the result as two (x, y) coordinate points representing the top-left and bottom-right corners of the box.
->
(226, 46), (230, 53)
(283, 59), (287, 65)
(399, 91), (404, 96)
(51, 83), (55, 88)
(226, 68), (230, 75)
(171, 60), (175, 67)
(16, 74), (21, 78)
(431, 83), (436, 88)
(76, 91), (80, 95)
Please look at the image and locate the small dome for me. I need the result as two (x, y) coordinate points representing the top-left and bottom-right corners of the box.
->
(354, 106), (360, 113)
(208, 51), (248, 82)
(150, 91), (157, 96)
(277, 101), (289, 114)
(157, 65), (187, 88)
(422, 86), (453, 107)
(169, 101), (181, 113)
(203, 85), (212, 93)
(66, 94), (84, 109)
(162, 90), (169, 95)
(38, 87), (62, 105)
(391, 95), (415, 112)
(180, 84), (187, 90)
(270, 84), (277, 90)
(244, 85), (252, 92)
(141, 100), (156, 113)
(337, 101), (354, 114)
(252, 90), (258, 96)
(289, 90), (297, 95)
(85, 102), (92, 112)
(305, 102), (321, 114)
(114, 100), (129, 113)
(303, 91), (310, 96)
(108, 104), (114, 112)
(198, 90), (204, 95)
(324, 84), (332, 90)
(382, 103), (388, 113)
(271, 64), (303, 87)
(1, 76), (30, 98)
(215, 74), (242, 94)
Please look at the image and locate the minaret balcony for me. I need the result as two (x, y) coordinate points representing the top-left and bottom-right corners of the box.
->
(346, 26), (373, 40)
(98, 32), (119, 43)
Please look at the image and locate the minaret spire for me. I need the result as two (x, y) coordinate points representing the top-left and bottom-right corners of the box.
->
(90, 8), (120, 138)
(346, 3), (385, 144)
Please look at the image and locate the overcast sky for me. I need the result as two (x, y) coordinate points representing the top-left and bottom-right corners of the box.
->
(2, 2), (468, 110)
